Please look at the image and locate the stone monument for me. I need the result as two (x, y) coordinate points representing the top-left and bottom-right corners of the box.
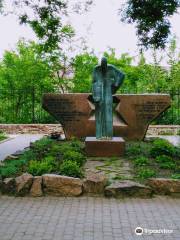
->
(42, 62), (171, 145)
(85, 57), (125, 156)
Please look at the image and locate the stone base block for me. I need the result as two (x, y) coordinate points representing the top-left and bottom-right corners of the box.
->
(85, 137), (125, 157)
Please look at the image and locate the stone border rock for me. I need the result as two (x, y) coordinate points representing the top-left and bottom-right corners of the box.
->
(0, 124), (63, 135)
(0, 124), (179, 135)
(147, 178), (180, 197)
(1, 173), (180, 198)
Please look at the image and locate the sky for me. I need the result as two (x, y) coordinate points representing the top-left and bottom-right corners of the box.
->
(0, 0), (180, 64)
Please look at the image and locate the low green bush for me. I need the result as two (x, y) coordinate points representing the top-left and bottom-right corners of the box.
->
(28, 156), (55, 176)
(69, 138), (84, 152)
(0, 158), (27, 178)
(155, 155), (176, 169)
(150, 139), (175, 157)
(0, 165), (18, 178)
(171, 174), (180, 179)
(63, 150), (86, 166)
(126, 142), (142, 157)
(59, 160), (83, 178)
(137, 168), (156, 180)
(155, 155), (173, 163)
(134, 156), (148, 166)
(159, 162), (176, 170)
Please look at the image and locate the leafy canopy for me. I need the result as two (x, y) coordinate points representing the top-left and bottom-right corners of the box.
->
(121, 0), (180, 49)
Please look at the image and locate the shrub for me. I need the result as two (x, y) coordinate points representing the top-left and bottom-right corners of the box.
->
(0, 165), (18, 178)
(63, 150), (85, 166)
(28, 156), (55, 176)
(126, 142), (142, 156)
(59, 160), (83, 178)
(31, 137), (53, 151)
(137, 168), (156, 180)
(159, 162), (176, 170)
(69, 138), (84, 152)
(155, 155), (173, 163)
(134, 156), (148, 166)
(0, 158), (27, 178)
(150, 139), (175, 157)
(48, 144), (63, 161)
(171, 174), (180, 179)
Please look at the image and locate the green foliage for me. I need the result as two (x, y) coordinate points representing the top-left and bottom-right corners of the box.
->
(15, 0), (74, 53)
(155, 155), (173, 163)
(59, 160), (83, 178)
(0, 137), (86, 179)
(72, 53), (98, 92)
(171, 174), (180, 179)
(31, 138), (53, 151)
(126, 142), (142, 157)
(134, 156), (148, 167)
(121, 0), (180, 48)
(126, 141), (151, 158)
(137, 168), (156, 180)
(58, 139), (84, 153)
(0, 158), (27, 178)
(28, 156), (55, 176)
(150, 139), (175, 157)
(159, 162), (176, 170)
(155, 155), (176, 170)
(0, 131), (7, 141)
(0, 165), (18, 178)
(0, 40), (54, 123)
(63, 151), (85, 166)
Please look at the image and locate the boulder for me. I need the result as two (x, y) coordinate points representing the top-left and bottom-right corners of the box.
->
(105, 180), (152, 198)
(147, 178), (180, 196)
(1, 178), (15, 194)
(15, 173), (33, 196)
(42, 174), (83, 196)
(30, 176), (43, 197)
(83, 172), (107, 194)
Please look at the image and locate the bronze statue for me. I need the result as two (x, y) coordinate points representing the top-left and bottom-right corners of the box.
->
(92, 57), (125, 139)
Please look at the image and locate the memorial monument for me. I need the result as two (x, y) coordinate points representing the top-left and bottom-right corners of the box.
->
(42, 58), (171, 154)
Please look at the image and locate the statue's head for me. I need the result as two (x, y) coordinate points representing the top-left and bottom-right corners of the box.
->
(101, 57), (107, 74)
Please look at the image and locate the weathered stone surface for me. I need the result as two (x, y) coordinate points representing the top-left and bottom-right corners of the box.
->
(105, 180), (152, 198)
(147, 178), (180, 196)
(83, 172), (107, 194)
(1, 178), (15, 194)
(42, 93), (170, 140)
(0, 124), (63, 134)
(42, 174), (83, 196)
(30, 176), (43, 197)
(15, 173), (33, 196)
(85, 136), (125, 157)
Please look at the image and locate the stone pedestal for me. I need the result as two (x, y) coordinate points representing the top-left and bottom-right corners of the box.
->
(85, 137), (125, 157)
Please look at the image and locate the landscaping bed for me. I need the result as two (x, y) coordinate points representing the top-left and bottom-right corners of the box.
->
(0, 137), (179, 198)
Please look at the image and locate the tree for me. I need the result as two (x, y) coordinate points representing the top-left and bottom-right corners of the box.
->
(72, 52), (98, 93)
(14, 0), (74, 53)
(0, 40), (54, 123)
(121, 0), (180, 49)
